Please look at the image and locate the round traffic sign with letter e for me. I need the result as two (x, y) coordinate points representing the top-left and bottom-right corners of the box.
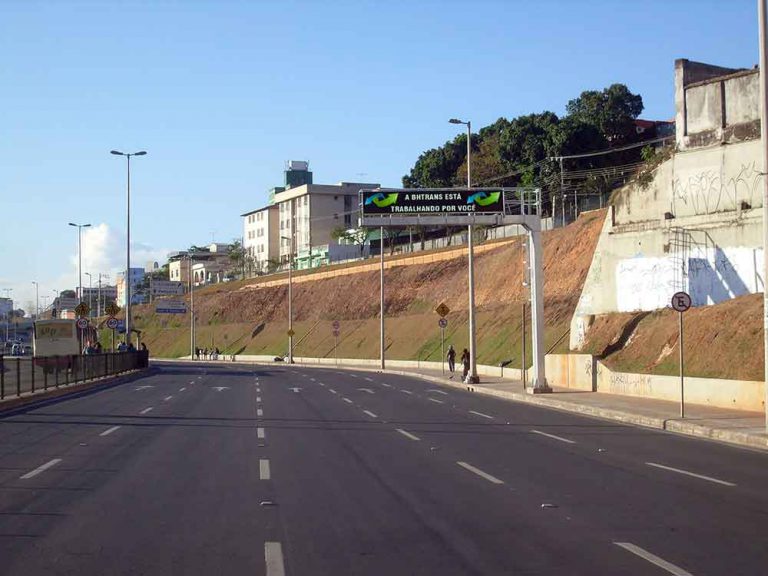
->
(671, 291), (692, 312)
(76, 318), (89, 329)
(438, 318), (448, 329)
(106, 317), (118, 329)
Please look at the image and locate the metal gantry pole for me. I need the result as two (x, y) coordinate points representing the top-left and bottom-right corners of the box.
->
(126, 154), (131, 346)
(380, 225), (385, 370)
(759, 0), (768, 432)
(189, 255), (195, 359)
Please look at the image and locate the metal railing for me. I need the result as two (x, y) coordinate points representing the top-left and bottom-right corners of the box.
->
(0, 351), (149, 401)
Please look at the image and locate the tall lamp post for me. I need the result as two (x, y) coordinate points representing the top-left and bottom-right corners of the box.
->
(759, 0), (768, 431)
(69, 222), (91, 306)
(281, 235), (294, 363)
(31, 281), (39, 319)
(2, 288), (11, 342)
(85, 272), (93, 317)
(449, 117), (478, 383)
(111, 149), (147, 347)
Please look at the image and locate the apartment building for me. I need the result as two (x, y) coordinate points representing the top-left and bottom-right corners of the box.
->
(242, 204), (279, 272)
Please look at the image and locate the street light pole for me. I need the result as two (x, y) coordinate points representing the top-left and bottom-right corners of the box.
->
(85, 272), (92, 317)
(31, 281), (39, 318)
(281, 234), (294, 363)
(449, 118), (478, 383)
(68, 222), (91, 307)
(111, 149), (147, 347)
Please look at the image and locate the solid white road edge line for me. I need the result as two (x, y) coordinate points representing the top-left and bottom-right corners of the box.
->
(530, 429), (576, 444)
(257, 427), (266, 439)
(469, 410), (494, 419)
(260, 459), (271, 480)
(614, 542), (695, 576)
(140, 407), (153, 415)
(396, 428), (421, 441)
(20, 458), (62, 480)
(265, 542), (286, 576)
(645, 462), (736, 487)
(363, 410), (378, 418)
(456, 461), (504, 484)
(100, 426), (121, 437)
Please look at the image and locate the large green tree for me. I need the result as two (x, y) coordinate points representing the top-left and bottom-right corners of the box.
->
(565, 83), (643, 145)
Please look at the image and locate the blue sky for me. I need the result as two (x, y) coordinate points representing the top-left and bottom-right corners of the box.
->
(0, 0), (759, 310)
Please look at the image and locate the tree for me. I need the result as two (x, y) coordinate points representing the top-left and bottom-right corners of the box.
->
(565, 84), (643, 145)
(228, 239), (247, 279)
(332, 226), (371, 257)
(402, 133), (473, 188)
(61, 289), (76, 299)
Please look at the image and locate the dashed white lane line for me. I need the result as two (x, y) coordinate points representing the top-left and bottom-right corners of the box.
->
(330, 389), (338, 394)
(20, 458), (62, 480)
(348, 374), (359, 379)
(614, 542), (695, 575)
(364, 377), (374, 382)
(428, 398), (444, 404)
(164, 395), (173, 401)
(179, 387), (186, 392)
(646, 462), (736, 487)
(257, 427), (266, 439)
(100, 426), (121, 437)
(396, 428), (421, 441)
(469, 410), (493, 419)
(257, 396), (262, 403)
(343, 397), (353, 404)
(428, 389), (448, 395)
(140, 407), (153, 415)
(530, 429), (576, 444)
(457, 461), (504, 485)
(401, 390), (413, 395)
(318, 382), (325, 387)
(257, 408), (264, 417)
(380, 382), (392, 388)
(363, 410), (378, 418)
(259, 459), (271, 480)
(265, 542), (286, 576)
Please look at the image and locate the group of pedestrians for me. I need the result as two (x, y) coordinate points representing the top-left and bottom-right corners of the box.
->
(195, 347), (221, 360)
(445, 344), (471, 382)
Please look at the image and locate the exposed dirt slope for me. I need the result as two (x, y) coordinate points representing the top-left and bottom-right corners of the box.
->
(133, 210), (606, 366)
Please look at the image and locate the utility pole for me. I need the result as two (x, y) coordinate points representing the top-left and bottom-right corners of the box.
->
(759, 0), (768, 432)
(380, 225), (385, 370)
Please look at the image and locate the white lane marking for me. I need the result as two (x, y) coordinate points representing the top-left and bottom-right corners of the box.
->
(164, 395), (173, 401)
(363, 410), (378, 418)
(614, 542), (694, 576)
(469, 410), (494, 419)
(380, 382), (392, 388)
(189, 381), (195, 384)
(100, 425), (121, 437)
(428, 398), (444, 404)
(427, 389), (448, 395)
(330, 389), (337, 394)
(343, 397), (353, 404)
(259, 459), (271, 480)
(318, 382), (325, 387)
(140, 407), (153, 415)
(646, 462), (736, 487)
(310, 378), (316, 382)
(256, 396), (262, 402)
(348, 374), (358, 379)
(364, 377), (374, 382)
(257, 427), (266, 439)
(531, 429), (576, 444)
(264, 542), (286, 576)
(401, 390), (413, 395)
(179, 387), (186, 392)
(357, 388), (374, 394)
(396, 428), (421, 441)
(457, 461), (504, 485)
(257, 408), (264, 417)
(20, 459), (62, 480)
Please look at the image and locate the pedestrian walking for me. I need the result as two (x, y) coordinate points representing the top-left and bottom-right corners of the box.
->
(461, 348), (470, 382)
(446, 345), (456, 375)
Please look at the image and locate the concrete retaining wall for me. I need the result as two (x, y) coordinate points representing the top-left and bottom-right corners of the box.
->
(544, 354), (596, 391)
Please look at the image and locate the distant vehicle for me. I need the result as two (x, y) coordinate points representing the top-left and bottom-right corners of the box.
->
(10, 343), (31, 356)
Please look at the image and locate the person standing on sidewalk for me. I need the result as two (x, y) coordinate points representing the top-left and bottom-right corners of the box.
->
(447, 345), (456, 375)
(461, 348), (470, 382)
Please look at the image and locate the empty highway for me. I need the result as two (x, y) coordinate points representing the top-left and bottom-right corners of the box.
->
(1, 361), (767, 575)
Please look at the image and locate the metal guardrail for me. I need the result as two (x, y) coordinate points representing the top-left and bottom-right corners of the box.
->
(0, 351), (149, 401)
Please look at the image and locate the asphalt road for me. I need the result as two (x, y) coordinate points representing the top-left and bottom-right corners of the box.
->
(1, 361), (767, 575)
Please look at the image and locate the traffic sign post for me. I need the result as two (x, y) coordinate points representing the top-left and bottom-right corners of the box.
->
(435, 303), (450, 318)
(332, 324), (340, 365)
(671, 291), (692, 418)
(438, 317), (448, 375)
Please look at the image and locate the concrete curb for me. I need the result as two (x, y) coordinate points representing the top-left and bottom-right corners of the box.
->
(153, 358), (768, 452)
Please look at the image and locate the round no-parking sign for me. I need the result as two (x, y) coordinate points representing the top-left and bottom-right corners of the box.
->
(438, 318), (448, 329)
(671, 292), (692, 313)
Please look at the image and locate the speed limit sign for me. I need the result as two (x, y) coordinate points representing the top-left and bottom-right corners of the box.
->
(76, 318), (89, 329)
(106, 317), (118, 329)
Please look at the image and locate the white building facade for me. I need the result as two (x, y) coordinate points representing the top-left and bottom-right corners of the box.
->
(242, 204), (279, 272)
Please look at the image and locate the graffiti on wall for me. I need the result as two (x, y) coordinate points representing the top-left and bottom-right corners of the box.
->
(606, 372), (653, 397)
(616, 257), (677, 312)
(673, 161), (762, 216)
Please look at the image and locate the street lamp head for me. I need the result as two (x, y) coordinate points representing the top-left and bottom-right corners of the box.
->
(110, 150), (124, 156)
(68, 222), (77, 227)
(449, 118), (464, 125)
(83, 223), (92, 228)
(135, 151), (147, 156)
